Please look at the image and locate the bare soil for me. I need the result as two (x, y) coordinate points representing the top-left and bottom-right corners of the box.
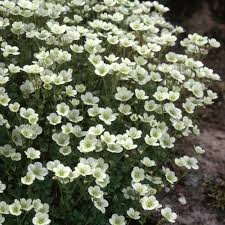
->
(159, 1), (225, 224)
(163, 117), (225, 225)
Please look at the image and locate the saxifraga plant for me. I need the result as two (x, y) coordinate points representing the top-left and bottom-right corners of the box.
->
(0, 0), (221, 225)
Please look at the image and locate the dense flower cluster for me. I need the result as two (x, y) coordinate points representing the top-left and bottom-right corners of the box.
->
(0, 0), (220, 224)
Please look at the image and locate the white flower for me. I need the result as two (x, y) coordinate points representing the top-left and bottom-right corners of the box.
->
(115, 87), (133, 102)
(56, 102), (70, 116)
(52, 132), (70, 146)
(99, 107), (118, 125)
(194, 146), (205, 154)
(150, 71), (162, 82)
(25, 147), (41, 160)
(92, 168), (107, 182)
(183, 156), (199, 170)
(70, 98), (80, 107)
(164, 103), (182, 120)
(120, 137), (137, 150)
(0, 93), (10, 106)
(105, 54), (119, 62)
(191, 83), (204, 98)
(178, 195), (187, 205)
(145, 135), (159, 146)
(32, 213), (51, 225)
(21, 127), (33, 138)
(132, 183), (148, 195)
(153, 90), (168, 102)
(93, 197), (109, 214)
(141, 157), (156, 167)
(175, 156), (199, 170)
(73, 125), (86, 137)
(130, 21), (144, 31)
(118, 104), (132, 115)
(101, 132), (116, 145)
(109, 214), (126, 225)
(159, 134), (175, 149)
(209, 38), (220, 48)
(21, 172), (35, 185)
(53, 164), (72, 178)
(20, 198), (33, 211)
(1, 45), (20, 57)
(49, 23), (66, 35)
(127, 208), (140, 220)
(118, 63), (132, 74)
(59, 146), (72, 156)
(8, 64), (20, 73)
(144, 100), (157, 112)
(65, 85), (77, 97)
(61, 123), (73, 134)
(89, 55), (102, 65)
(126, 127), (142, 139)
(88, 124), (105, 136)
(131, 167), (145, 183)
(18, 124), (42, 140)
(95, 63), (111, 77)
(88, 105), (101, 117)
(22, 64), (44, 74)
(136, 45), (150, 55)
(135, 89), (148, 100)
(107, 143), (123, 153)
(166, 52), (178, 63)
(168, 91), (180, 101)
(104, 0), (117, 7)
(32, 199), (43, 211)
(9, 200), (22, 216)
(35, 203), (49, 214)
(141, 196), (159, 210)
(81, 92), (99, 105)
(28, 162), (48, 180)
(150, 128), (162, 139)
(122, 187), (136, 200)
(169, 70), (185, 82)
(165, 170), (178, 184)
(75, 163), (92, 176)
(161, 207), (177, 223)
(183, 101), (195, 114)
(107, 35), (119, 45)
(66, 109), (83, 123)
(0, 201), (9, 214)
(9, 102), (20, 112)
(75, 84), (86, 93)
(0, 214), (5, 224)
(0, 180), (6, 193)
(19, 107), (36, 119)
(88, 185), (104, 199)
(78, 135), (97, 153)
(20, 80), (35, 95)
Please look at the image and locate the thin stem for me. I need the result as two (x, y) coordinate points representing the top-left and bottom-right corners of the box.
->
(17, 217), (20, 225)
(58, 182), (65, 207)
(20, 212), (29, 225)
(102, 77), (109, 100)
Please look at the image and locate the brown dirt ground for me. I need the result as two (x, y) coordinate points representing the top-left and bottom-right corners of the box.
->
(161, 116), (225, 225)
(160, 1), (225, 224)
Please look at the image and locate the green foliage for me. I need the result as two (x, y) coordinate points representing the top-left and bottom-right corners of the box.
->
(207, 180), (225, 210)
